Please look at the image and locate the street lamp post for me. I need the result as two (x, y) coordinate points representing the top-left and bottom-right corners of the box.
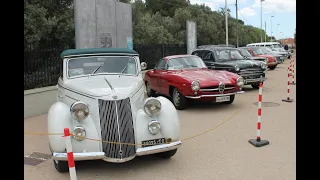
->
(277, 24), (280, 41)
(265, 21), (267, 42)
(225, 0), (228, 46)
(260, 0), (265, 42)
(270, 15), (274, 42)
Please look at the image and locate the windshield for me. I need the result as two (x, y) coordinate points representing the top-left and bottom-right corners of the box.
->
(168, 56), (207, 70)
(260, 47), (271, 54)
(273, 44), (282, 48)
(67, 56), (137, 78)
(239, 49), (252, 57)
(215, 49), (244, 61)
(252, 49), (264, 55)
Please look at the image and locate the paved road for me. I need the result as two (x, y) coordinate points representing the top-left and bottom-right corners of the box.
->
(24, 57), (296, 180)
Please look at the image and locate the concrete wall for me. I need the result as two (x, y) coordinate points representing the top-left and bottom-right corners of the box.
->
(74, 0), (132, 49)
(24, 86), (58, 119)
(24, 71), (147, 119)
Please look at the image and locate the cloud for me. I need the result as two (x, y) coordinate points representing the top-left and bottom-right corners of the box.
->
(252, 0), (296, 14)
(238, 7), (256, 17)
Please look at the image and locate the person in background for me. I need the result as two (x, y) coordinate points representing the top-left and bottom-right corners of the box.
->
(284, 44), (289, 51)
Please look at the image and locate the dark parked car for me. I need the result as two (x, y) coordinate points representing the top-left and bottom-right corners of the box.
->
(192, 46), (267, 89)
(239, 47), (278, 70)
(237, 48), (267, 64)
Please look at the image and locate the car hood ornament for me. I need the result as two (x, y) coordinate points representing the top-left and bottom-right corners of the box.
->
(218, 82), (225, 94)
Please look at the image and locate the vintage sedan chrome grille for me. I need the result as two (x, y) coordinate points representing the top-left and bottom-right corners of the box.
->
(238, 68), (264, 78)
(98, 98), (136, 159)
(200, 84), (235, 92)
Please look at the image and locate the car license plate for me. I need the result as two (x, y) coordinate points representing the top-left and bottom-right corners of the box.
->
(142, 138), (166, 147)
(216, 96), (230, 102)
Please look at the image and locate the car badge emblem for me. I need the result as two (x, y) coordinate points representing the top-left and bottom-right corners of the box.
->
(112, 95), (118, 100)
(218, 82), (225, 94)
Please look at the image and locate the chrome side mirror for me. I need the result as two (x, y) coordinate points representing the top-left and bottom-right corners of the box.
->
(141, 62), (147, 70)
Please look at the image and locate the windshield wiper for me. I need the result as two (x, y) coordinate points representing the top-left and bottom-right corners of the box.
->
(120, 63), (129, 74)
(87, 65), (103, 79)
(91, 65), (102, 74)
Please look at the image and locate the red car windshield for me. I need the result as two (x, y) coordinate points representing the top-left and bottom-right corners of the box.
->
(252, 49), (264, 55)
(168, 56), (207, 70)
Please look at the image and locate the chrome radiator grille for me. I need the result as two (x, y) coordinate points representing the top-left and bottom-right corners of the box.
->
(200, 84), (235, 92)
(238, 68), (264, 78)
(98, 98), (136, 159)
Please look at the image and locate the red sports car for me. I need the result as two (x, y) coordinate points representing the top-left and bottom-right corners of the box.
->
(144, 55), (245, 110)
(243, 47), (278, 70)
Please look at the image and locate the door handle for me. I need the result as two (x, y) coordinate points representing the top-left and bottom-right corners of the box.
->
(58, 95), (63, 98)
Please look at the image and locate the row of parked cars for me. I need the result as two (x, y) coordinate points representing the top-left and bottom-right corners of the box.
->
(47, 43), (291, 172)
(144, 43), (290, 109)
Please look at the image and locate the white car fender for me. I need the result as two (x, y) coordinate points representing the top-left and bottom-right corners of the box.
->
(48, 102), (102, 153)
(47, 102), (73, 152)
(135, 96), (180, 147)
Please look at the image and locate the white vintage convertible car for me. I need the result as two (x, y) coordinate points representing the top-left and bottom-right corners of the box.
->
(48, 48), (182, 172)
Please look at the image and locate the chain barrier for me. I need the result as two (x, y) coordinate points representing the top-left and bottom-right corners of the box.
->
(24, 56), (295, 146)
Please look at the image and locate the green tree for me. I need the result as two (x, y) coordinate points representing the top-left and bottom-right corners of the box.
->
(145, 0), (189, 17)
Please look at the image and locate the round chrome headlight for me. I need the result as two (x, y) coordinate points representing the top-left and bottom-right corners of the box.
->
(261, 62), (267, 69)
(143, 97), (161, 115)
(235, 65), (240, 71)
(148, 120), (161, 135)
(191, 81), (200, 91)
(73, 126), (86, 141)
(70, 102), (89, 121)
(236, 77), (244, 87)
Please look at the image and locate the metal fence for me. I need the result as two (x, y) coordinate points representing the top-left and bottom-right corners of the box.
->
(24, 44), (187, 90)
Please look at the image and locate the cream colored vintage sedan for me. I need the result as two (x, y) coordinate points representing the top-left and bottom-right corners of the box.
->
(48, 48), (181, 172)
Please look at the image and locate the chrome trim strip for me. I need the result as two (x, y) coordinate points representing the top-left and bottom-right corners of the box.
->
(104, 77), (115, 92)
(52, 152), (105, 161)
(199, 87), (234, 92)
(58, 82), (96, 99)
(136, 141), (182, 156)
(64, 53), (139, 58)
(114, 101), (123, 159)
(65, 95), (79, 101)
(185, 91), (244, 99)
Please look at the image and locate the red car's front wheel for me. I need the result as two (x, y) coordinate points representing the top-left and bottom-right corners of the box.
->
(171, 88), (187, 110)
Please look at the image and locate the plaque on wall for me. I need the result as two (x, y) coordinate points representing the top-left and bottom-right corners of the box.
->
(100, 33), (112, 48)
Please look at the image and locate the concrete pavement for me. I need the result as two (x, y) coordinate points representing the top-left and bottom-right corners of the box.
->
(24, 58), (296, 180)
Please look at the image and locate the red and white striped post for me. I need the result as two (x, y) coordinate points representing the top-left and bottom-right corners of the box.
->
(249, 83), (269, 147)
(289, 57), (293, 76)
(64, 128), (77, 180)
(282, 70), (294, 103)
(290, 58), (296, 85)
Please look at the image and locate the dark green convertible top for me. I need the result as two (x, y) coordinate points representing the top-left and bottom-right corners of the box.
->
(60, 48), (139, 58)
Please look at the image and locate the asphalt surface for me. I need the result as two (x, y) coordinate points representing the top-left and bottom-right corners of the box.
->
(24, 57), (296, 180)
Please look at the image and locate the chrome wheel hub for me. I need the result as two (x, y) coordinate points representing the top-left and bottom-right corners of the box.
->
(173, 89), (180, 106)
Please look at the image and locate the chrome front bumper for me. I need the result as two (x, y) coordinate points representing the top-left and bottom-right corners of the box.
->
(52, 141), (182, 161)
(244, 77), (266, 84)
(52, 152), (105, 161)
(185, 91), (245, 99)
(136, 140), (182, 156)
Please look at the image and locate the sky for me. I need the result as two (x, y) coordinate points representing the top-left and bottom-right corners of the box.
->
(189, 0), (296, 39)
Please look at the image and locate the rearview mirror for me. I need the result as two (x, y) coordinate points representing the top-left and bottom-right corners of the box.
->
(141, 62), (147, 70)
